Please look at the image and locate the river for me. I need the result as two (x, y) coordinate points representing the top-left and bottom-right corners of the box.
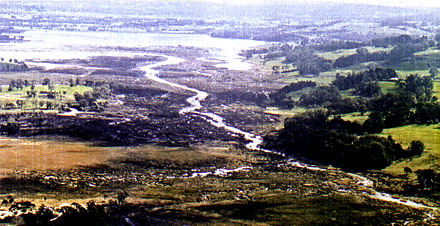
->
(1, 27), (437, 218)
(140, 54), (438, 218)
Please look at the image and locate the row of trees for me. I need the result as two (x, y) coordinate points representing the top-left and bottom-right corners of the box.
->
(268, 34), (438, 77)
(284, 46), (332, 76)
(71, 81), (111, 112)
(333, 36), (435, 68)
(265, 69), (440, 170)
(263, 110), (424, 171)
(298, 73), (438, 128)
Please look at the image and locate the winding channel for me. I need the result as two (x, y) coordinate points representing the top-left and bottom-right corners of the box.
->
(140, 54), (438, 216)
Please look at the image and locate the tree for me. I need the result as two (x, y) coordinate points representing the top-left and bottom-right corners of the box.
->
(299, 85), (341, 107)
(429, 67), (438, 78)
(42, 78), (50, 86)
(362, 112), (384, 133)
(370, 93), (415, 127)
(16, 99), (25, 108)
(407, 140), (424, 156)
(285, 46), (331, 76)
(397, 74), (433, 101)
(436, 33), (440, 47)
(16, 79), (24, 90)
(263, 110), (419, 171)
(415, 102), (440, 124)
(353, 82), (381, 97)
(46, 101), (53, 109)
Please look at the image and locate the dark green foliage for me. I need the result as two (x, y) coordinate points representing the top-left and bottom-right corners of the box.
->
(333, 49), (387, 68)
(429, 67), (438, 78)
(285, 46), (332, 76)
(333, 35), (434, 68)
(407, 140), (425, 157)
(71, 83), (110, 112)
(22, 205), (56, 226)
(42, 78), (51, 86)
(7, 79), (32, 91)
(5, 122), (20, 135)
(269, 81), (316, 108)
(299, 85), (341, 107)
(352, 82), (381, 97)
(332, 68), (397, 91)
(263, 110), (423, 171)
(388, 41), (434, 63)
(397, 74), (433, 102)
(415, 169), (440, 191)
(276, 81), (317, 94)
(414, 102), (440, 124)
(327, 98), (368, 114)
(370, 35), (413, 47)
(9, 201), (35, 213)
(21, 201), (109, 226)
(369, 93), (415, 128)
(362, 112), (384, 133)
(0, 61), (29, 72)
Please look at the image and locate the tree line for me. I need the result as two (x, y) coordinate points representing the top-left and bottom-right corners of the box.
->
(262, 34), (438, 76)
(265, 68), (439, 170)
(263, 109), (424, 171)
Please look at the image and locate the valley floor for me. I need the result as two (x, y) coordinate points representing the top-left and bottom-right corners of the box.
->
(0, 46), (438, 225)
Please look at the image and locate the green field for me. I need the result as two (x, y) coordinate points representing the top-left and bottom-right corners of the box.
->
(316, 46), (391, 62)
(0, 85), (93, 110)
(381, 124), (440, 174)
(316, 49), (357, 61)
(378, 81), (398, 94)
(414, 47), (440, 57)
(340, 112), (369, 124)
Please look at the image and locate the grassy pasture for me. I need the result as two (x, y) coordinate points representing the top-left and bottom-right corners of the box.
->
(316, 46), (391, 62)
(0, 85), (92, 110)
(340, 112), (369, 124)
(381, 124), (440, 174)
(378, 81), (398, 94)
(315, 49), (357, 61)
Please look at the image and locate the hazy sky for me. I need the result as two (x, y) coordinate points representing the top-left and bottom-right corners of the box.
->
(46, 0), (440, 8)
(205, 0), (440, 8)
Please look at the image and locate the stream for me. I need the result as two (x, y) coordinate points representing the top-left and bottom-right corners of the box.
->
(140, 54), (438, 218)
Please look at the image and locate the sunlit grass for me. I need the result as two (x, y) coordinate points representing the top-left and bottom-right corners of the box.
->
(0, 85), (93, 110)
(316, 47), (391, 62)
(340, 112), (369, 124)
(413, 47), (440, 56)
(433, 81), (440, 99)
(396, 70), (430, 78)
(316, 49), (357, 61)
(378, 81), (398, 94)
(381, 124), (440, 174)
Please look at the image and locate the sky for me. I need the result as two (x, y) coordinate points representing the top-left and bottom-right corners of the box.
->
(199, 0), (440, 8)
(35, 0), (440, 9)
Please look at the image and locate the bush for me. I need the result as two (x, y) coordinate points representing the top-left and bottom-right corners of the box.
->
(407, 140), (424, 156)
